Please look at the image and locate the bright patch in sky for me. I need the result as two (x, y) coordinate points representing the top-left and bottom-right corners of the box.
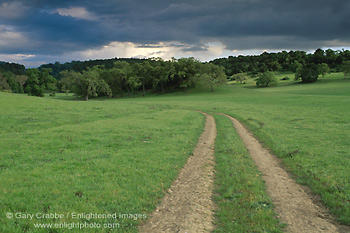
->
(0, 53), (35, 62)
(56, 7), (97, 20)
(63, 41), (233, 63)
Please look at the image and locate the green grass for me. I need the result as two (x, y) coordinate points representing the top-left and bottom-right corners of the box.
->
(212, 114), (284, 232)
(1, 72), (350, 231)
(128, 72), (350, 225)
(0, 93), (204, 232)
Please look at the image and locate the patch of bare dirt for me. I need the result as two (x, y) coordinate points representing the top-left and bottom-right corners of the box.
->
(223, 113), (346, 233)
(139, 112), (217, 233)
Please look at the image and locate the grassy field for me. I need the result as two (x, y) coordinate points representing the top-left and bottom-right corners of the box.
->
(129, 72), (350, 225)
(1, 72), (350, 231)
(0, 94), (204, 232)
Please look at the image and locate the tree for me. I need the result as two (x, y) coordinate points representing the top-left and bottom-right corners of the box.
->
(270, 61), (282, 71)
(132, 61), (153, 97)
(25, 69), (44, 97)
(39, 68), (57, 92)
(14, 75), (28, 93)
(311, 48), (326, 64)
(60, 69), (111, 100)
(99, 67), (127, 97)
(291, 60), (303, 73)
(325, 49), (337, 68)
(199, 63), (227, 92)
(151, 59), (172, 92)
(170, 57), (201, 89)
(233, 73), (248, 84)
(318, 63), (330, 78)
(24, 68), (56, 96)
(295, 67), (302, 81)
(300, 64), (319, 83)
(342, 60), (350, 79)
(60, 70), (78, 94)
(7, 75), (21, 93)
(0, 72), (10, 91)
(256, 71), (277, 87)
(126, 76), (141, 96)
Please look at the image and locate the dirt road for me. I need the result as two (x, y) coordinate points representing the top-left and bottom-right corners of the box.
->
(139, 112), (217, 233)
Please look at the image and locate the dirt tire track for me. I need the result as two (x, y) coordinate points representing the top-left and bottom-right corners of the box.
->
(222, 113), (342, 233)
(139, 112), (217, 233)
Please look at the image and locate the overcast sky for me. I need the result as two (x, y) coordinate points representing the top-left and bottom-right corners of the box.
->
(1, 0), (350, 67)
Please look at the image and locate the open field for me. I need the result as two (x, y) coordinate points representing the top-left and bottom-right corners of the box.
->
(1, 72), (350, 232)
(0, 94), (204, 232)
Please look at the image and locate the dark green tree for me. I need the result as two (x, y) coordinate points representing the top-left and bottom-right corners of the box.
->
(25, 69), (44, 97)
(24, 68), (56, 96)
(325, 49), (337, 68)
(300, 64), (319, 83)
(311, 48), (326, 64)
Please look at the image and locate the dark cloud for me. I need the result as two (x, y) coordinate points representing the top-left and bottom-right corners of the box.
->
(1, 0), (350, 64)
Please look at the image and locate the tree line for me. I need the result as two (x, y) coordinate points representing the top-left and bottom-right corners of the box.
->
(212, 48), (350, 84)
(0, 58), (227, 99)
(60, 58), (226, 100)
(211, 49), (350, 75)
(0, 62), (28, 94)
(1, 48), (350, 96)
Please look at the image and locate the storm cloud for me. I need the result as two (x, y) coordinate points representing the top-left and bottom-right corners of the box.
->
(1, 0), (350, 66)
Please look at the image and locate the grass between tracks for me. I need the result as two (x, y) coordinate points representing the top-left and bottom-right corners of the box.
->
(212, 114), (285, 232)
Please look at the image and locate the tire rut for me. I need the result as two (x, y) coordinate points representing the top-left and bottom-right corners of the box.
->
(139, 112), (217, 233)
(223, 113), (343, 233)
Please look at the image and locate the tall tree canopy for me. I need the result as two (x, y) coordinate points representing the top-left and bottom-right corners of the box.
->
(61, 68), (111, 100)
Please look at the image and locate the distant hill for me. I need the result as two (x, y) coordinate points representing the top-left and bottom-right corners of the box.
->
(0, 62), (26, 75)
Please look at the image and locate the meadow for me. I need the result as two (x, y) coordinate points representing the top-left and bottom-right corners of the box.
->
(0, 94), (204, 232)
(1, 72), (349, 232)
